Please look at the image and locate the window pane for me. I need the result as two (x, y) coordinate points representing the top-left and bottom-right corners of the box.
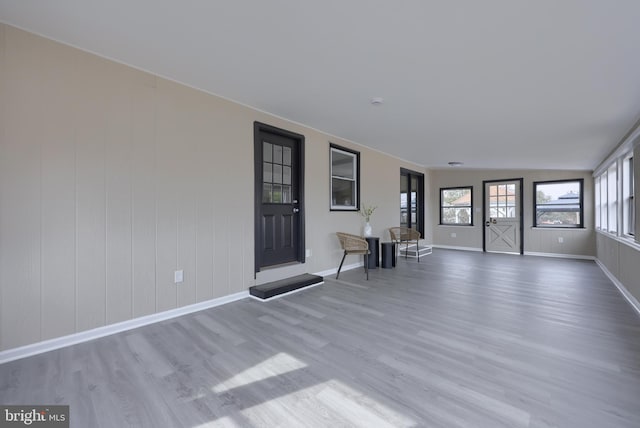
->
(283, 147), (291, 166)
(262, 183), (272, 203)
(595, 176), (600, 229)
(440, 187), (472, 224)
(330, 145), (359, 210)
(272, 184), (282, 203)
(536, 211), (580, 226)
(273, 164), (282, 184)
(535, 180), (582, 227)
(283, 166), (291, 185)
(332, 150), (355, 179)
(488, 184), (515, 218)
(442, 207), (471, 225)
(623, 156), (634, 236)
(600, 173), (608, 229)
(273, 145), (283, 164)
(282, 185), (291, 203)
(332, 178), (355, 207)
(263, 162), (272, 183)
(630, 157), (635, 236)
(400, 175), (408, 226)
(608, 165), (617, 232)
(442, 188), (471, 207)
(263, 142), (272, 162)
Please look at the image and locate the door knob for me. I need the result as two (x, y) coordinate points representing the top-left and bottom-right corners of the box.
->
(293, 208), (300, 213)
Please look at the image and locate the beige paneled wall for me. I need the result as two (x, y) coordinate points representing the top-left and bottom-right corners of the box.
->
(592, 128), (640, 306)
(0, 24), (426, 351)
(618, 243), (640, 300)
(430, 168), (596, 256)
(596, 233), (640, 303)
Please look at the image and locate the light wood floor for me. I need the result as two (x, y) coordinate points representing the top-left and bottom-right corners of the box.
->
(2, 249), (640, 427)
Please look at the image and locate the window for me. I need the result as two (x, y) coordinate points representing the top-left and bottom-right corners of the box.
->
(262, 142), (293, 204)
(599, 172), (608, 230)
(623, 155), (635, 236)
(595, 150), (636, 240)
(488, 183), (517, 218)
(534, 179), (583, 228)
(440, 187), (473, 225)
(607, 165), (618, 233)
(330, 144), (359, 210)
(595, 175), (601, 229)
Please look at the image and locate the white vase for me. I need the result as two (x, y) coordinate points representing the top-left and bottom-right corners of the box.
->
(363, 222), (372, 237)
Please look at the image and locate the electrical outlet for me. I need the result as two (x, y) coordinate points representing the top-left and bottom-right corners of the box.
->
(451, 232), (457, 238)
(306, 249), (312, 257)
(174, 270), (184, 284)
(558, 237), (564, 244)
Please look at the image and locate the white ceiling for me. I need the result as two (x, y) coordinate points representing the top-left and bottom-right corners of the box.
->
(2, 1), (640, 170)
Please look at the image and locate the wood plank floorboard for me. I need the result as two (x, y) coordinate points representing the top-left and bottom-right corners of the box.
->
(2, 249), (640, 427)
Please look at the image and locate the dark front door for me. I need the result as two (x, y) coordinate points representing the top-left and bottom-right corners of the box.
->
(254, 122), (305, 270)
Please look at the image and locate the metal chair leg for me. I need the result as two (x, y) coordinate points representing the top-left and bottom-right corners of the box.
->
(416, 239), (420, 262)
(336, 251), (347, 279)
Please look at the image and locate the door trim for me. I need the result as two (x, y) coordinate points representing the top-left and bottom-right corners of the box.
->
(482, 178), (524, 254)
(254, 122), (305, 273)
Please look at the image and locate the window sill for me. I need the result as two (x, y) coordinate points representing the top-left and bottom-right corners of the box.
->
(438, 224), (474, 227)
(330, 207), (359, 212)
(531, 226), (587, 230)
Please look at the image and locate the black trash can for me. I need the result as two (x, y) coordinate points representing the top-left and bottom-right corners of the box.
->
(381, 242), (396, 268)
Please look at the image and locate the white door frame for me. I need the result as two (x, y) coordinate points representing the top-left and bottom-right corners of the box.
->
(482, 178), (523, 254)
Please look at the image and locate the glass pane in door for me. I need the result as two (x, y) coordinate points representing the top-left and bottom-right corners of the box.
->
(262, 141), (294, 205)
(488, 184), (516, 218)
(411, 176), (418, 224)
(263, 142), (272, 162)
(400, 174), (408, 227)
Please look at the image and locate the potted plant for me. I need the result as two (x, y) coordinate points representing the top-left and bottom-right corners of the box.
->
(359, 205), (377, 237)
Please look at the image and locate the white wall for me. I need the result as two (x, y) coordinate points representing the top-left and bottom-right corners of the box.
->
(0, 24), (427, 351)
(430, 168), (596, 256)
(4, 21), (635, 355)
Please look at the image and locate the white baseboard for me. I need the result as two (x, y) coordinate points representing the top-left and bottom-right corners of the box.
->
(314, 261), (363, 278)
(0, 290), (249, 365)
(524, 251), (596, 261)
(596, 259), (640, 317)
(432, 245), (483, 252)
(432, 245), (596, 262)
